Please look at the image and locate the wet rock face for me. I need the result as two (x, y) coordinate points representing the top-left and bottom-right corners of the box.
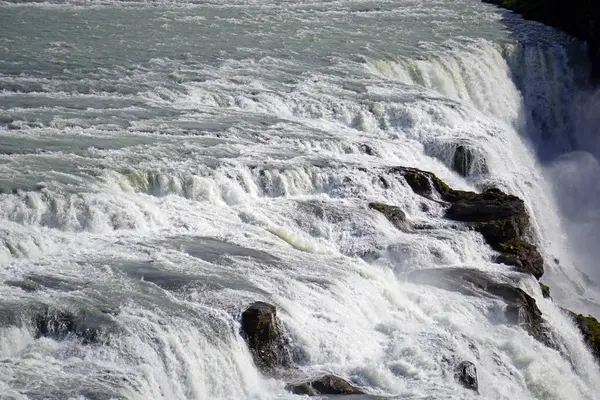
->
(390, 167), (544, 278)
(286, 375), (365, 396)
(368, 202), (411, 232)
(454, 361), (478, 392)
(240, 302), (290, 370)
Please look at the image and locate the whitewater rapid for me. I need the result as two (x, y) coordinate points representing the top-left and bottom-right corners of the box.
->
(1, 0), (599, 399)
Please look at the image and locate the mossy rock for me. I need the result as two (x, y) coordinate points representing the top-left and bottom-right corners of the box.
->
(369, 202), (411, 232)
(539, 282), (551, 299)
(568, 311), (600, 360)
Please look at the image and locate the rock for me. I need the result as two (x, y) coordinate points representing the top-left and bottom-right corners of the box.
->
(369, 202), (411, 231)
(567, 311), (600, 360)
(390, 166), (453, 200)
(454, 361), (478, 392)
(359, 144), (375, 156)
(539, 282), (551, 299)
(285, 375), (365, 396)
(240, 302), (290, 370)
(493, 253), (524, 269)
(408, 268), (552, 346)
(452, 145), (474, 177)
(390, 166), (544, 278)
(451, 144), (489, 177)
(496, 239), (544, 279)
(32, 307), (112, 344)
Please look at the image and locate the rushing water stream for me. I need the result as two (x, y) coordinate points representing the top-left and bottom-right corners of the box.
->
(1, 0), (600, 398)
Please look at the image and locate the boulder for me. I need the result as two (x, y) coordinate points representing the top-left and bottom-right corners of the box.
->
(454, 361), (478, 392)
(286, 375), (365, 396)
(452, 145), (474, 177)
(240, 302), (290, 370)
(369, 202), (411, 232)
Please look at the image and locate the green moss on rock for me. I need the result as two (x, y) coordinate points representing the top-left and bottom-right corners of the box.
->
(539, 282), (550, 298)
(568, 311), (600, 360)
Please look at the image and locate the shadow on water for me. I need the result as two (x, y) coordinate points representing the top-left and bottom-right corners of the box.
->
(489, 5), (600, 306)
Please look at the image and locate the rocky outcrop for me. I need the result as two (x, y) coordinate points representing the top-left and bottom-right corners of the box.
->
(390, 167), (544, 278)
(369, 202), (411, 232)
(567, 311), (600, 360)
(240, 302), (290, 370)
(285, 375), (365, 396)
(454, 361), (478, 392)
(482, 0), (600, 83)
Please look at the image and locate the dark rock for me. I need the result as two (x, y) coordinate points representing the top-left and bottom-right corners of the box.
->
(493, 253), (524, 269)
(369, 202), (411, 232)
(496, 239), (544, 279)
(454, 361), (478, 392)
(359, 144), (375, 156)
(567, 311), (600, 360)
(451, 144), (489, 177)
(452, 145), (474, 177)
(539, 282), (551, 299)
(389, 166), (453, 200)
(408, 268), (552, 346)
(286, 375), (365, 396)
(390, 166), (544, 278)
(240, 302), (290, 370)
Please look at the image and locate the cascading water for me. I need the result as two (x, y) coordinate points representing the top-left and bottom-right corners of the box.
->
(0, 0), (599, 399)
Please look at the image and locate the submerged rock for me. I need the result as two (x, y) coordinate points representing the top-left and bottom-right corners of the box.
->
(286, 375), (365, 396)
(369, 202), (411, 232)
(390, 166), (544, 278)
(454, 361), (478, 392)
(32, 307), (113, 344)
(240, 302), (290, 370)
